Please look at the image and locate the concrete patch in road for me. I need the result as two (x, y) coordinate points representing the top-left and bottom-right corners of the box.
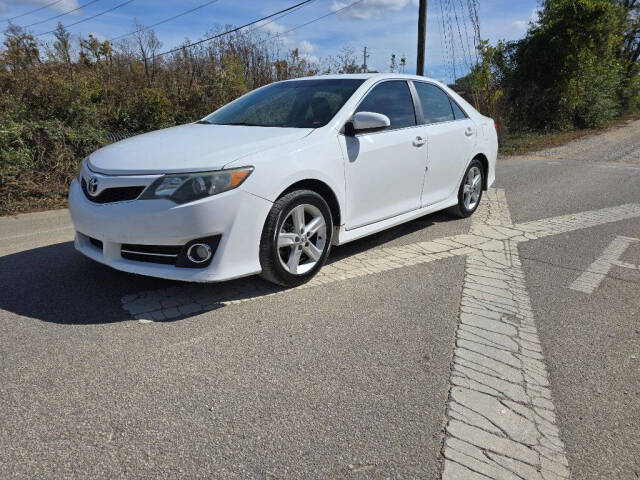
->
(443, 190), (570, 480)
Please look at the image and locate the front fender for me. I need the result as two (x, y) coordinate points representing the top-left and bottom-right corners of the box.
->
(230, 131), (347, 214)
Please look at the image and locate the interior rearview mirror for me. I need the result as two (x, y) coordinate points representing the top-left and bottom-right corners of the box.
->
(346, 112), (391, 136)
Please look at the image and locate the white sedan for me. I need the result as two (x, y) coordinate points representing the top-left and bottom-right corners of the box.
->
(69, 73), (497, 287)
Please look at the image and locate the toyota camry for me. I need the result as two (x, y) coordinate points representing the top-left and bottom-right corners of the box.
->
(69, 73), (498, 287)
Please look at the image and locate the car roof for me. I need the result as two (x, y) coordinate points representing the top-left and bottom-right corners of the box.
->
(281, 73), (443, 83)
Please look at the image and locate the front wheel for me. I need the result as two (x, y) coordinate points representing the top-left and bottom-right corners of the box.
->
(449, 159), (484, 218)
(259, 190), (333, 287)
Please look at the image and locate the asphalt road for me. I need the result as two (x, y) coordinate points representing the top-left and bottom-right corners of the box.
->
(1, 120), (639, 479)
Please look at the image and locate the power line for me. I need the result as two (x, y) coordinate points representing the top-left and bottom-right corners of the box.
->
(436, 0), (449, 80)
(457, 0), (475, 65)
(1, 0), (65, 23)
(23, 0), (102, 29)
(449, 0), (471, 69)
(109, 0), (219, 41)
(444, 0), (458, 80)
(150, 0), (315, 60)
(438, 0), (453, 82)
(37, 0), (135, 36)
(467, 0), (481, 62)
(248, 1), (313, 35)
(269, 0), (364, 38)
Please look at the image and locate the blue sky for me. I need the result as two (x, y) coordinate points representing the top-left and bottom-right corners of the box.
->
(0, 0), (540, 82)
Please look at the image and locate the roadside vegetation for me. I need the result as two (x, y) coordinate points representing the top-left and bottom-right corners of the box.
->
(459, 0), (640, 142)
(0, 0), (638, 215)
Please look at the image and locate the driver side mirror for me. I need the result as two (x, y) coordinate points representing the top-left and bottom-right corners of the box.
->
(345, 111), (391, 136)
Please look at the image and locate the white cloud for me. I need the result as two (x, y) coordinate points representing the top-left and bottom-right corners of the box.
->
(331, 0), (411, 20)
(530, 7), (542, 24)
(0, 0), (80, 16)
(269, 30), (318, 62)
(512, 20), (527, 30)
(88, 31), (107, 42)
(258, 20), (287, 35)
(301, 54), (319, 63)
(297, 39), (315, 55)
(511, 7), (542, 32)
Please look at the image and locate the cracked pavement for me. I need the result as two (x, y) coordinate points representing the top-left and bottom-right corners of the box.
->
(1, 119), (639, 479)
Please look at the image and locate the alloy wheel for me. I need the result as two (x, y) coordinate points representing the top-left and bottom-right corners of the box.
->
(462, 166), (482, 211)
(277, 204), (327, 275)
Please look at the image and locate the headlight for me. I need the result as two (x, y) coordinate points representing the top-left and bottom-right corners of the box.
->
(140, 167), (253, 204)
(78, 157), (88, 181)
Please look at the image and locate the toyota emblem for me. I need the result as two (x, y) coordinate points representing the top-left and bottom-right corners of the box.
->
(87, 176), (99, 196)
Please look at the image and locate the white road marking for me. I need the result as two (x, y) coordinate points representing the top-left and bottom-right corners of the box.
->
(569, 235), (639, 294)
(443, 189), (570, 480)
(514, 205), (640, 240)
(121, 198), (640, 322)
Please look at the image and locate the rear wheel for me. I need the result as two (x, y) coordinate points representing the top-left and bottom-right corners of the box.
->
(449, 158), (484, 218)
(259, 190), (333, 287)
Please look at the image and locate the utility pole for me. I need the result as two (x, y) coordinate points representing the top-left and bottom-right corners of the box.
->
(416, 0), (427, 76)
(362, 46), (370, 73)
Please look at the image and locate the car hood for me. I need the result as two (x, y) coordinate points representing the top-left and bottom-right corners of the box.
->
(87, 124), (313, 175)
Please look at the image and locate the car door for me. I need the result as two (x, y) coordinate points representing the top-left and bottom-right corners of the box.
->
(412, 81), (477, 207)
(340, 80), (427, 230)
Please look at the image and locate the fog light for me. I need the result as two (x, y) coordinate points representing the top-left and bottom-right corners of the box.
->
(187, 243), (212, 264)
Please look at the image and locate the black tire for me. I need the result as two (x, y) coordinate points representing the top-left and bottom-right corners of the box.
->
(259, 189), (333, 287)
(448, 158), (484, 218)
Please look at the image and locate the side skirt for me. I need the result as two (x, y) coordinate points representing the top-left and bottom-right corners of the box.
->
(333, 196), (459, 246)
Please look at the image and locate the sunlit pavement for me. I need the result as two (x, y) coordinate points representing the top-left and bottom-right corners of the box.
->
(1, 120), (639, 479)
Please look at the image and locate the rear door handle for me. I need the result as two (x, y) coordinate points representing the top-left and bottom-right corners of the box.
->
(413, 136), (426, 147)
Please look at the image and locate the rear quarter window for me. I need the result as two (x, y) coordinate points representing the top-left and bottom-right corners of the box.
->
(450, 99), (469, 120)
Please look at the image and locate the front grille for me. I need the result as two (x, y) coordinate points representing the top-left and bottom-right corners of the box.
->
(89, 237), (103, 250)
(121, 243), (182, 265)
(82, 178), (145, 204)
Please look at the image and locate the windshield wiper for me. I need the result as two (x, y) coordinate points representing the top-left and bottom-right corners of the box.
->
(218, 122), (264, 127)
(195, 120), (211, 124)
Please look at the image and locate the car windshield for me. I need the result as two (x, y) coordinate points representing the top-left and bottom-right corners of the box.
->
(201, 79), (365, 128)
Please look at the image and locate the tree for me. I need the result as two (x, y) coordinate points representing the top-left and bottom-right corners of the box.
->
(132, 20), (162, 87)
(390, 53), (397, 73)
(3, 23), (40, 71)
(616, 0), (640, 109)
(53, 22), (73, 80)
(509, 0), (627, 129)
(335, 47), (359, 73)
(618, 0), (640, 71)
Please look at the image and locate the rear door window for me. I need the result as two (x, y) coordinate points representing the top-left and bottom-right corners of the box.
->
(413, 82), (455, 124)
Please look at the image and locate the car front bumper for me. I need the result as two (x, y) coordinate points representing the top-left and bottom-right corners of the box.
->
(69, 179), (273, 282)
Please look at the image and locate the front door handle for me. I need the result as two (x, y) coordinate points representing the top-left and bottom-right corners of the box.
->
(465, 127), (474, 137)
(413, 136), (426, 147)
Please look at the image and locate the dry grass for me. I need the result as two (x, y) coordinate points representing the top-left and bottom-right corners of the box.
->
(499, 114), (640, 156)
